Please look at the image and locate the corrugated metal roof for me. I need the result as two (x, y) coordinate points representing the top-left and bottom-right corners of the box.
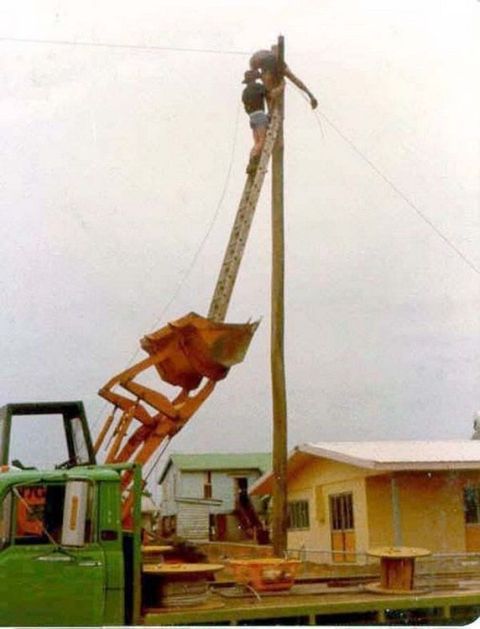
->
(158, 452), (271, 484)
(249, 440), (480, 496)
(300, 441), (480, 469)
(171, 452), (271, 472)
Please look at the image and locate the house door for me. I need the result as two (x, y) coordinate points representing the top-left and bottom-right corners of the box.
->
(464, 486), (480, 551)
(329, 492), (356, 563)
(234, 477), (249, 508)
(211, 513), (227, 541)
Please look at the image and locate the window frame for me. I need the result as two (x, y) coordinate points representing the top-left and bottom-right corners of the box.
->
(203, 471), (213, 499)
(464, 485), (480, 525)
(3, 480), (96, 548)
(287, 499), (310, 530)
(329, 492), (355, 531)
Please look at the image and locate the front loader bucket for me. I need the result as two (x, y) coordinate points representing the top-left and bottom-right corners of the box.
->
(141, 312), (259, 391)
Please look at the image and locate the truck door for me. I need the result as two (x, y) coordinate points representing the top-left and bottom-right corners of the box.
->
(0, 479), (106, 627)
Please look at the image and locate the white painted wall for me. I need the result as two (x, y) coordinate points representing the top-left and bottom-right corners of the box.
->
(159, 464), (264, 515)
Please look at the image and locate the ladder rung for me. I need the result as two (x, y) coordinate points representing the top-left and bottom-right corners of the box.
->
(208, 109), (282, 321)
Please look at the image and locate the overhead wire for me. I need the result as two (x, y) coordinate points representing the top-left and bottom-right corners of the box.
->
(290, 86), (479, 276)
(145, 438), (171, 482)
(10, 34), (474, 273)
(9, 31), (474, 274)
(0, 35), (250, 57)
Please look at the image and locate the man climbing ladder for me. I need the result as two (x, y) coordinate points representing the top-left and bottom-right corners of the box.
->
(242, 69), (285, 175)
(242, 44), (316, 175)
(210, 43), (317, 322)
(208, 106), (283, 322)
(242, 69), (269, 175)
(249, 46), (318, 110)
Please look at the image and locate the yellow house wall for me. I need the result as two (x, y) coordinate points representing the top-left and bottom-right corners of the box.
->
(286, 458), (373, 563)
(286, 459), (480, 562)
(365, 475), (394, 547)
(398, 471), (480, 552)
(366, 470), (480, 553)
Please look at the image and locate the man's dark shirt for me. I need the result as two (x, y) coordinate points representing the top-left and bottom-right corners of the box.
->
(242, 82), (267, 114)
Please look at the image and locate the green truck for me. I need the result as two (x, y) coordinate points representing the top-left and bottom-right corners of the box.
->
(0, 402), (143, 626)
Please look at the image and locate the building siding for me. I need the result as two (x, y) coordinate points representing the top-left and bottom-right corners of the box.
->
(287, 463), (480, 562)
(161, 467), (264, 515)
(365, 471), (480, 553)
(285, 457), (372, 563)
(160, 466), (181, 516)
(211, 470), (262, 513)
(176, 502), (210, 541)
(396, 471), (473, 553)
(365, 475), (394, 547)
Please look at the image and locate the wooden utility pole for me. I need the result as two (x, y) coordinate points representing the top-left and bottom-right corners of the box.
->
(271, 35), (288, 556)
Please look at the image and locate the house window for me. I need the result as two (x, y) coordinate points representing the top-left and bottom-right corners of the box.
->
(329, 492), (354, 531)
(204, 471), (212, 499)
(288, 500), (310, 530)
(464, 486), (480, 524)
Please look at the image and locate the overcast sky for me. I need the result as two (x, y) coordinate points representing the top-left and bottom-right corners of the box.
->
(1, 1), (479, 473)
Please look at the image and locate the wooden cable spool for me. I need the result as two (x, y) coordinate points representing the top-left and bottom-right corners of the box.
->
(142, 563), (224, 608)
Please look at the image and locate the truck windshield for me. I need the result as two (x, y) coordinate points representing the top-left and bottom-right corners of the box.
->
(8, 414), (70, 469)
(0, 404), (95, 469)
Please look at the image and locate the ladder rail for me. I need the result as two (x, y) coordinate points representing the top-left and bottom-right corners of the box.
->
(208, 108), (281, 322)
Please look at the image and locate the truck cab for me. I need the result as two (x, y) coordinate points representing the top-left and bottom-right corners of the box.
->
(0, 402), (142, 626)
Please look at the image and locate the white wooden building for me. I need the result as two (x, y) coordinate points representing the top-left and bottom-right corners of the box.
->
(158, 452), (271, 542)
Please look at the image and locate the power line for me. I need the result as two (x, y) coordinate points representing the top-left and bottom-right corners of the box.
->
(0, 35), (250, 56)
(11, 35), (474, 274)
(297, 92), (479, 276)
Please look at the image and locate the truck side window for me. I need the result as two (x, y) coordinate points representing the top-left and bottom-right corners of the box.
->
(69, 417), (92, 465)
(13, 484), (65, 544)
(11, 483), (95, 546)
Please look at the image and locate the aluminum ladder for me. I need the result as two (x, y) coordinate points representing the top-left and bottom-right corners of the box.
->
(208, 107), (282, 322)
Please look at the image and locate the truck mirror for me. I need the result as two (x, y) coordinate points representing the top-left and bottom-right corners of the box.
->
(61, 481), (89, 547)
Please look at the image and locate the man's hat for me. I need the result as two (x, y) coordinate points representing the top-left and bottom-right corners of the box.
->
(242, 69), (260, 84)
